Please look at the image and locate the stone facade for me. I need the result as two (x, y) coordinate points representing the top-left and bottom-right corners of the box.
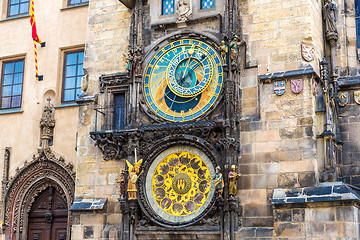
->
(1, 0), (360, 239)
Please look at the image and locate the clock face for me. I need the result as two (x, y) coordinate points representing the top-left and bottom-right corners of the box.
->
(144, 146), (215, 225)
(144, 39), (223, 122)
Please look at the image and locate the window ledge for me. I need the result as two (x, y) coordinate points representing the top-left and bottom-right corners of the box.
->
(54, 103), (78, 109)
(0, 14), (30, 23)
(60, 2), (89, 11)
(0, 108), (23, 115)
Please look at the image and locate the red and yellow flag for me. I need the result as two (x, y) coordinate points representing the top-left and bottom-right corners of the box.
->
(30, 0), (42, 44)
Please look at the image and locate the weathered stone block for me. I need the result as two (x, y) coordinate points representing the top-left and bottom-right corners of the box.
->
(305, 222), (325, 237)
(298, 172), (316, 187)
(277, 173), (298, 188)
(274, 222), (305, 237)
(274, 209), (292, 222)
(292, 209), (305, 222)
(314, 208), (335, 221)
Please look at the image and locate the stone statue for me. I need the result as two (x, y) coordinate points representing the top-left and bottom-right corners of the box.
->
(116, 170), (126, 199)
(176, 0), (192, 22)
(132, 49), (143, 77)
(323, 0), (338, 41)
(228, 165), (240, 197)
(217, 40), (228, 66)
(126, 159), (143, 199)
(213, 166), (224, 196)
(40, 97), (55, 149)
(229, 35), (245, 65)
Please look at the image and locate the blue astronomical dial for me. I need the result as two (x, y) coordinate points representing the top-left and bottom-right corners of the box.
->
(144, 39), (223, 122)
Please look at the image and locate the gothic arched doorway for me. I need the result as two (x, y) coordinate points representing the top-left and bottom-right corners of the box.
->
(28, 187), (68, 240)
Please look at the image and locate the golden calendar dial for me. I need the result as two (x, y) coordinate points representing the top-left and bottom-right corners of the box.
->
(143, 146), (216, 226)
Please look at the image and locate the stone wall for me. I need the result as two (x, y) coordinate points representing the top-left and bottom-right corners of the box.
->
(239, 75), (318, 230)
(72, 0), (132, 239)
(338, 86), (360, 186)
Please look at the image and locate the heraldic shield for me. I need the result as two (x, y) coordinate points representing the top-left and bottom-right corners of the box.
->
(291, 79), (303, 94)
(355, 90), (360, 105)
(274, 80), (286, 96)
(338, 92), (349, 107)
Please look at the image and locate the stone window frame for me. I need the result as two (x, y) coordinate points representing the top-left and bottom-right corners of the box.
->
(103, 84), (130, 131)
(61, 49), (85, 103)
(0, 57), (25, 110)
(6, 0), (29, 18)
(150, 0), (223, 26)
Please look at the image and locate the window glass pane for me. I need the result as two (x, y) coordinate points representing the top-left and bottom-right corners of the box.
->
(162, 0), (174, 15)
(77, 52), (84, 63)
(9, 5), (19, 16)
(2, 86), (12, 97)
(12, 84), (22, 96)
(19, 2), (28, 14)
(357, 19), (360, 49)
(65, 65), (76, 77)
(13, 73), (23, 84)
(66, 53), (77, 65)
(76, 76), (82, 88)
(10, 0), (19, 4)
(11, 96), (21, 107)
(1, 97), (11, 108)
(3, 75), (13, 85)
(77, 66), (84, 76)
(63, 89), (75, 102)
(201, 0), (214, 9)
(4, 63), (14, 74)
(14, 61), (24, 73)
(64, 77), (76, 89)
(70, 0), (81, 4)
(20, 0), (28, 2)
(76, 88), (82, 99)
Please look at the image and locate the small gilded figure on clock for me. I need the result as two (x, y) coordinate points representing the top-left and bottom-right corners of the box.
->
(228, 165), (240, 197)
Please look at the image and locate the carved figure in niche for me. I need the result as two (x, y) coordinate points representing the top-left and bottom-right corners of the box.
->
(116, 170), (126, 199)
(177, 0), (192, 22)
(132, 49), (143, 77)
(216, 40), (228, 66)
(126, 159), (143, 199)
(124, 50), (133, 78)
(323, 0), (338, 40)
(229, 35), (245, 65)
(40, 97), (55, 149)
(212, 166), (224, 196)
(228, 165), (240, 197)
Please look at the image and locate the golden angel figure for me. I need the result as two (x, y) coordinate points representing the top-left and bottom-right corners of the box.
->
(126, 159), (143, 199)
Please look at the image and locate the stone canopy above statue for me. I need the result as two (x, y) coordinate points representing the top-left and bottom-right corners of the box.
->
(118, 0), (136, 8)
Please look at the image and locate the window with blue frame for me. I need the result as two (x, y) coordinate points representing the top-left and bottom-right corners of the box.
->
(356, 0), (360, 56)
(162, 0), (174, 15)
(1, 59), (24, 109)
(62, 50), (84, 103)
(201, 0), (214, 9)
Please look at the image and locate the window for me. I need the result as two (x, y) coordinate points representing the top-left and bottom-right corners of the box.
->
(1, 59), (24, 109)
(113, 93), (126, 130)
(8, 0), (29, 17)
(62, 50), (84, 103)
(68, 0), (88, 6)
(162, 0), (174, 15)
(201, 0), (214, 9)
(356, 0), (360, 57)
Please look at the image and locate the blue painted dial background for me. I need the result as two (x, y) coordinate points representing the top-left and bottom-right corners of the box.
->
(144, 39), (223, 122)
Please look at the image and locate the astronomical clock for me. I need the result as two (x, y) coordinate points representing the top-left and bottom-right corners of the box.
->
(92, 0), (242, 238)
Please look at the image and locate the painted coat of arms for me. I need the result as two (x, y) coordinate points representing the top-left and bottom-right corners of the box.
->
(301, 44), (315, 62)
(338, 92), (349, 107)
(355, 90), (360, 105)
(274, 80), (285, 96)
(291, 79), (303, 94)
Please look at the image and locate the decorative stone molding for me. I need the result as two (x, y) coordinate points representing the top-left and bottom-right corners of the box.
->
(99, 72), (129, 93)
(1, 149), (75, 239)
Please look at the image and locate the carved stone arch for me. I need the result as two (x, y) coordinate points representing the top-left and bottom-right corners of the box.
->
(2, 149), (75, 240)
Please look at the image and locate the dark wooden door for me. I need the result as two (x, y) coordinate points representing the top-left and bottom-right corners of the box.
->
(28, 187), (68, 240)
